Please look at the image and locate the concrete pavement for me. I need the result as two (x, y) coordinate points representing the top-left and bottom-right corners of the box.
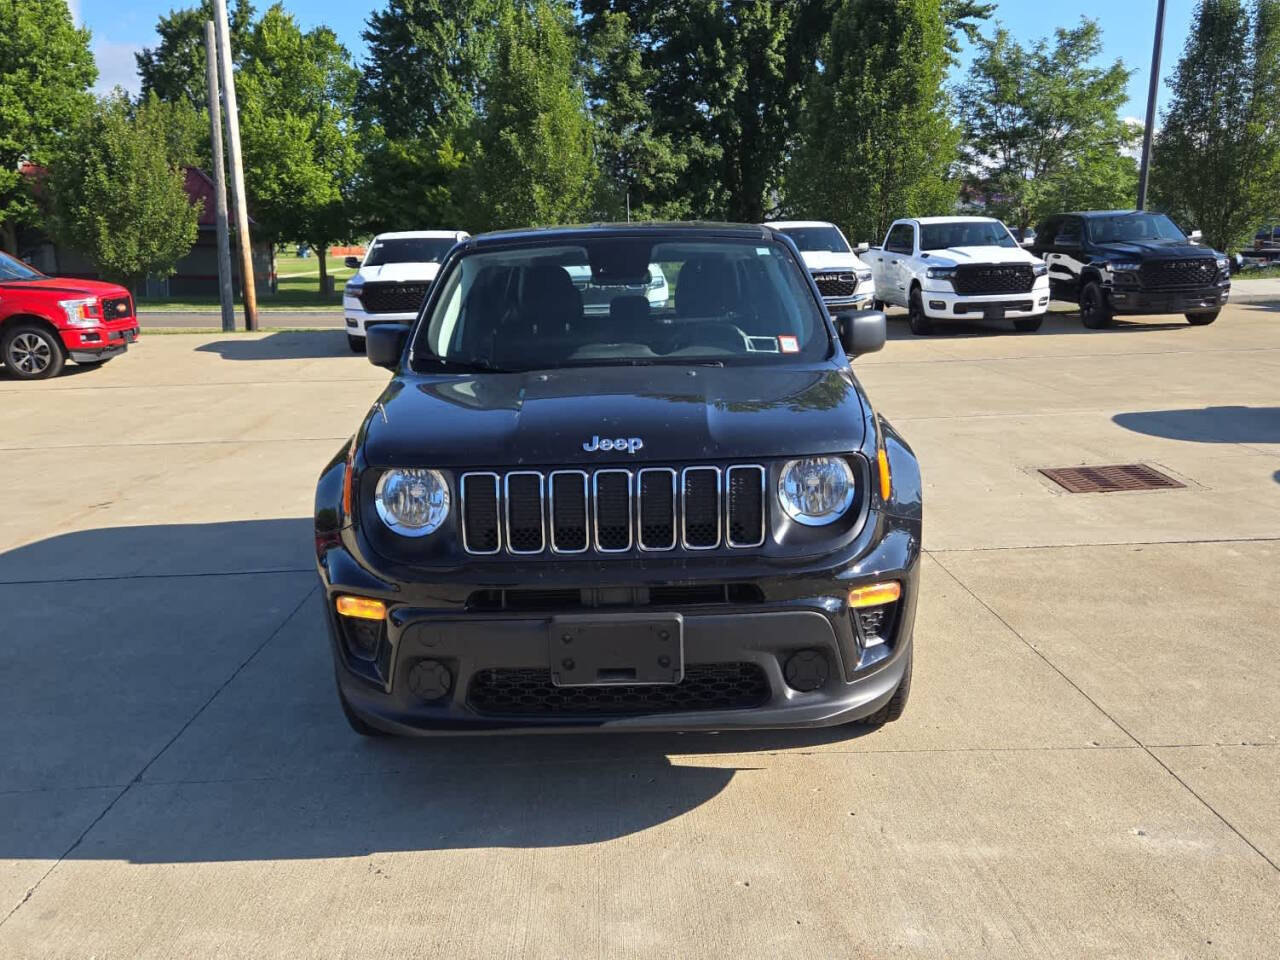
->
(1, 305), (1278, 957)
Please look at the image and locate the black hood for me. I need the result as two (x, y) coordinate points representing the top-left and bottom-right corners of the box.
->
(1090, 239), (1220, 260)
(362, 364), (866, 468)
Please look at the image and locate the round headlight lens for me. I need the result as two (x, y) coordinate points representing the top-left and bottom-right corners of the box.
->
(374, 468), (450, 536)
(778, 457), (856, 526)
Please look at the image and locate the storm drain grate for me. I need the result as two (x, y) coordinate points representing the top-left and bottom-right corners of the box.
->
(1039, 463), (1185, 494)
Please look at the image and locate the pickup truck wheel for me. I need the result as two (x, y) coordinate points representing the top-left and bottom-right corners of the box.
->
(855, 651), (912, 727)
(872, 298), (885, 311)
(907, 289), (933, 335)
(347, 334), (366, 353)
(1186, 310), (1219, 326)
(1079, 281), (1113, 329)
(1013, 317), (1043, 332)
(2, 323), (65, 380)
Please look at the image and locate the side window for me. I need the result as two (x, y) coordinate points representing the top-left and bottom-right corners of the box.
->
(1035, 219), (1057, 247)
(886, 224), (914, 254)
(1055, 219), (1082, 247)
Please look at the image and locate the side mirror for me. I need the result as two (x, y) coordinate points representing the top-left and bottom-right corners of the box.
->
(344, 256), (361, 270)
(1188, 230), (1203, 244)
(835, 309), (886, 358)
(855, 242), (870, 253)
(366, 323), (410, 369)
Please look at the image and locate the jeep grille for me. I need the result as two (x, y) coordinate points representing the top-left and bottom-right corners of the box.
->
(459, 465), (767, 556)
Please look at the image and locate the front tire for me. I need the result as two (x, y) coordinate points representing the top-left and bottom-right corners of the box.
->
(1186, 310), (1219, 326)
(347, 334), (365, 353)
(1079, 281), (1113, 329)
(1013, 316), (1044, 332)
(2, 323), (65, 380)
(907, 288), (933, 335)
(856, 651), (912, 727)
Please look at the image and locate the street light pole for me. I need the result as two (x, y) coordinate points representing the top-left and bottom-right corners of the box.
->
(204, 21), (235, 334)
(1137, 0), (1168, 211)
(211, 0), (258, 331)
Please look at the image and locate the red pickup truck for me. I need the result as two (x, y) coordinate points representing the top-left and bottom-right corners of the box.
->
(0, 251), (140, 380)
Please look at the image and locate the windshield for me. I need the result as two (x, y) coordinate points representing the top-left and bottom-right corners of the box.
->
(1087, 213), (1187, 244)
(0, 252), (44, 282)
(412, 237), (829, 372)
(919, 221), (1017, 251)
(779, 226), (850, 254)
(365, 237), (456, 267)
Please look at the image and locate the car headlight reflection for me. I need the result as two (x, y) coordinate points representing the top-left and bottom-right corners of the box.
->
(778, 456), (856, 526)
(374, 468), (450, 536)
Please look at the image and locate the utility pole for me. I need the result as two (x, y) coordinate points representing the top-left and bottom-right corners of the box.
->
(1136, 0), (1167, 211)
(212, 0), (258, 330)
(204, 22), (235, 333)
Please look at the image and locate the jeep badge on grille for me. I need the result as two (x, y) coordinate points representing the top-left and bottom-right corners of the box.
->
(583, 435), (644, 454)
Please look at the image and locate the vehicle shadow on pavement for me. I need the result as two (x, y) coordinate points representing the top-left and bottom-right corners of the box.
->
(0, 519), (873, 863)
(1112, 406), (1280, 446)
(195, 330), (357, 361)
(883, 310), (1187, 340)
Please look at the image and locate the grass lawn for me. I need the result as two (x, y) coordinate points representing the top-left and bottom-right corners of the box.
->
(136, 251), (357, 312)
(1236, 265), (1280, 280)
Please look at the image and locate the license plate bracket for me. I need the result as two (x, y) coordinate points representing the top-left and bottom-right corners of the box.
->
(548, 614), (683, 686)
(983, 305), (1006, 320)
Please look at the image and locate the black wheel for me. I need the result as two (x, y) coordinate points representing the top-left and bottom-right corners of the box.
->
(872, 298), (885, 311)
(1013, 316), (1043, 332)
(2, 323), (65, 380)
(339, 690), (388, 737)
(1079, 281), (1113, 329)
(856, 651), (912, 727)
(1186, 310), (1219, 326)
(907, 287), (933, 335)
(347, 334), (365, 353)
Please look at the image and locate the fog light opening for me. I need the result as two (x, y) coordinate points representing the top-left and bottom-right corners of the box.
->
(783, 649), (829, 692)
(408, 659), (453, 702)
(929, 300), (946, 311)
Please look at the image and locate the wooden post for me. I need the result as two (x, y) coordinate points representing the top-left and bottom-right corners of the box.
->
(204, 21), (236, 333)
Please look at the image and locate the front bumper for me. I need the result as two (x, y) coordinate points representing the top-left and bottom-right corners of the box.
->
(920, 283), (1050, 320)
(343, 301), (417, 337)
(62, 321), (139, 362)
(1108, 283), (1229, 315)
(320, 522), (920, 735)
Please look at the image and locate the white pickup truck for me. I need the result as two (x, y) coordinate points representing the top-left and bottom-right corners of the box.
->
(867, 217), (1050, 334)
(765, 220), (875, 312)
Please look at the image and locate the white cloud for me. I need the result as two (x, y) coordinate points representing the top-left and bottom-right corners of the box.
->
(93, 39), (143, 97)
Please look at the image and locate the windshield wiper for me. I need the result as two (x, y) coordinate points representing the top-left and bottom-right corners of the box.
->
(424, 357), (515, 374)
(553, 357), (726, 368)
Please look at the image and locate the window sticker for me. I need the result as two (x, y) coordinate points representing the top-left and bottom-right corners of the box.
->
(756, 247), (771, 256)
(778, 335), (799, 353)
(746, 336), (779, 353)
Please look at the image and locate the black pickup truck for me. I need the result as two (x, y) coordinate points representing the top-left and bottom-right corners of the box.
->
(1030, 210), (1231, 328)
(314, 222), (922, 737)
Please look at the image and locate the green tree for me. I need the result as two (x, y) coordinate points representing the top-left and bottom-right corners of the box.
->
(0, 0), (96, 253)
(784, 0), (959, 244)
(136, 0), (256, 109)
(1152, 0), (1280, 252)
(237, 4), (361, 293)
(355, 0), (502, 231)
(467, 0), (599, 230)
(956, 19), (1138, 235)
(49, 93), (201, 289)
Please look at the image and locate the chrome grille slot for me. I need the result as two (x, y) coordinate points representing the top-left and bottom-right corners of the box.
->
(593, 470), (633, 552)
(549, 471), (589, 553)
(637, 468), (677, 551)
(681, 467), (721, 549)
(504, 472), (545, 554)
(726, 465), (766, 547)
(460, 473), (501, 554)
(460, 464), (766, 556)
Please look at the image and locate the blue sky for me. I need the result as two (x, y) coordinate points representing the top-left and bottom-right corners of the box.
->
(77, 0), (1197, 121)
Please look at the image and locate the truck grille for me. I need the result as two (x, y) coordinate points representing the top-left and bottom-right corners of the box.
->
(357, 282), (430, 314)
(467, 662), (770, 716)
(101, 295), (133, 320)
(459, 464), (767, 556)
(951, 264), (1035, 295)
(1140, 258), (1219, 289)
(812, 272), (858, 298)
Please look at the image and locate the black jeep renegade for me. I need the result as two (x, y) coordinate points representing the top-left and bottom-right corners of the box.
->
(314, 223), (921, 736)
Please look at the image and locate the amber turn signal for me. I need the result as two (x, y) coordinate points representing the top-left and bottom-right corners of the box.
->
(335, 595), (387, 620)
(877, 446), (892, 500)
(848, 581), (901, 609)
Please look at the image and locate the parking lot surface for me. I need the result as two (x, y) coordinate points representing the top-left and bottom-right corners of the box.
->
(2, 303), (1278, 958)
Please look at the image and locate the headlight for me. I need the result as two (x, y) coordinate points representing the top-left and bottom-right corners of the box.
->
(344, 280), (364, 300)
(58, 297), (102, 327)
(778, 457), (856, 526)
(1032, 263), (1048, 277)
(925, 266), (956, 280)
(1108, 261), (1141, 272)
(1216, 256), (1230, 271)
(855, 268), (873, 282)
(374, 468), (450, 536)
